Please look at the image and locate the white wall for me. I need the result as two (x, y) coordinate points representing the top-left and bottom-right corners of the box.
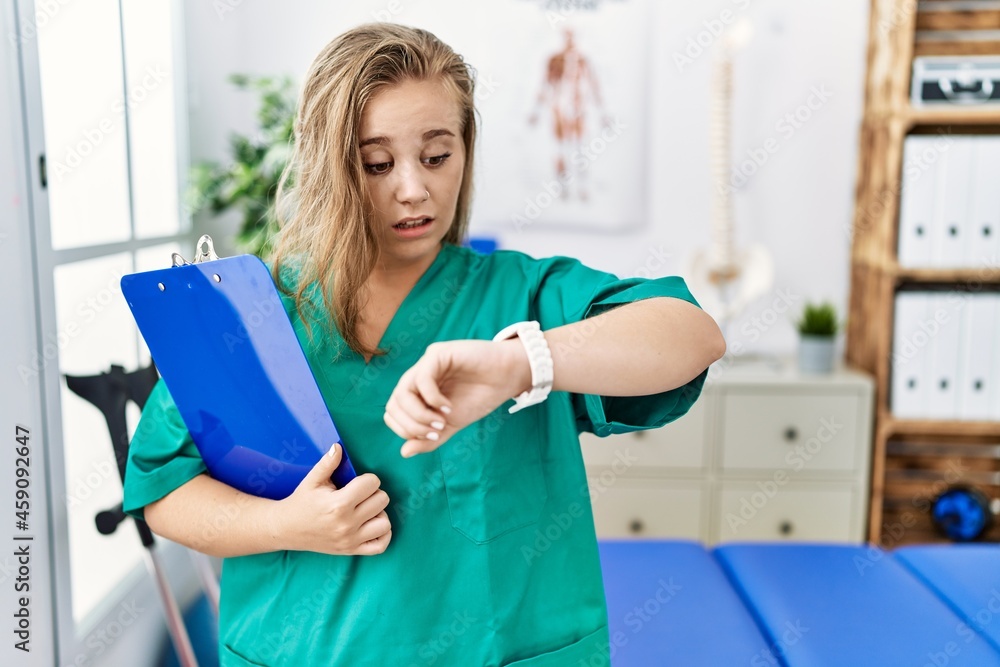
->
(184, 0), (870, 359)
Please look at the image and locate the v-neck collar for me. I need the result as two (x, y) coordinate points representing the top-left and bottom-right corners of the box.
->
(353, 242), (455, 366)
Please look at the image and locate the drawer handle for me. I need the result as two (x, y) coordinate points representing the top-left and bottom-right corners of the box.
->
(779, 520), (794, 536)
(628, 519), (645, 535)
(783, 427), (798, 442)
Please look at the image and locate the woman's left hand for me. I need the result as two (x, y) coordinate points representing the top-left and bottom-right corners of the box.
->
(384, 339), (530, 458)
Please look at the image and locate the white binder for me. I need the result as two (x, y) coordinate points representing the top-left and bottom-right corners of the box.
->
(898, 137), (936, 267)
(925, 292), (963, 419)
(930, 138), (973, 268)
(967, 136), (1000, 268)
(891, 291), (931, 418)
(957, 293), (997, 420)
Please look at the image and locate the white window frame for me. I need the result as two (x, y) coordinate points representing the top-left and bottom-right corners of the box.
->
(11, 0), (208, 664)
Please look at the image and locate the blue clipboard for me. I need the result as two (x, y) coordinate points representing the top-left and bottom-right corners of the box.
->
(121, 237), (356, 499)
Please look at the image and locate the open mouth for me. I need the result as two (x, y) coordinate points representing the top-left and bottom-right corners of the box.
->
(394, 217), (433, 230)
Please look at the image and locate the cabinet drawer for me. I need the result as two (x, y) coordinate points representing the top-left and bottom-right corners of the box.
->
(588, 477), (704, 539)
(720, 390), (861, 472)
(580, 400), (706, 471)
(714, 482), (856, 543)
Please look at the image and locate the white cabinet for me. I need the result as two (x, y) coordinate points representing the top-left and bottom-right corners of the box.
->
(581, 359), (875, 544)
(715, 482), (857, 542)
(588, 478), (704, 539)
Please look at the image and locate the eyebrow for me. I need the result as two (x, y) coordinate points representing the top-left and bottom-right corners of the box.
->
(358, 128), (456, 148)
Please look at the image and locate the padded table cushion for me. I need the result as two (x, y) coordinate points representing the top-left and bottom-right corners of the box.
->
(895, 544), (1000, 654)
(714, 543), (1000, 667)
(599, 540), (771, 666)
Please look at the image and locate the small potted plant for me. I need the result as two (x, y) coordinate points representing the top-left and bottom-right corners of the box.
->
(185, 73), (297, 259)
(796, 301), (840, 374)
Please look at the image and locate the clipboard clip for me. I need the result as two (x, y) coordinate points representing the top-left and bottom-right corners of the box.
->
(172, 234), (220, 267)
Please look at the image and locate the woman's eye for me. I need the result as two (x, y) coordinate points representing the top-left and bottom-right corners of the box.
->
(423, 152), (452, 167)
(364, 161), (392, 175)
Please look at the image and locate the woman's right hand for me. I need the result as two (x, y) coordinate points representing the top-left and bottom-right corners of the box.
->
(271, 443), (392, 556)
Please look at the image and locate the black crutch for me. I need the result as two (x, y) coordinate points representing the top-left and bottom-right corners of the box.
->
(65, 363), (219, 667)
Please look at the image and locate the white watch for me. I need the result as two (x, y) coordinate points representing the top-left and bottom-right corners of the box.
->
(492, 320), (553, 414)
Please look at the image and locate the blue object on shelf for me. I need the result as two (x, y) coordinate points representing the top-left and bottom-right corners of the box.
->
(932, 486), (992, 542)
(464, 236), (498, 254)
(121, 254), (357, 499)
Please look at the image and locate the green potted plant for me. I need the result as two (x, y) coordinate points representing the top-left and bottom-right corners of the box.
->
(796, 301), (840, 373)
(185, 73), (297, 259)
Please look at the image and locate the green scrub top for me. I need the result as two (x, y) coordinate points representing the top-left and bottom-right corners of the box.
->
(123, 242), (708, 667)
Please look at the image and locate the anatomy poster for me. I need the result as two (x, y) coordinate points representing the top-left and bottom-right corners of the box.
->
(469, 0), (650, 233)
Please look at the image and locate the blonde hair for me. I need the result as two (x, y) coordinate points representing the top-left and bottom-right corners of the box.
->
(269, 23), (477, 360)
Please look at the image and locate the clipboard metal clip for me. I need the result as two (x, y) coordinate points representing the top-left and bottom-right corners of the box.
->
(171, 234), (220, 267)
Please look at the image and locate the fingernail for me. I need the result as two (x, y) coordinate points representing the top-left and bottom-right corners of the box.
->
(426, 431), (439, 441)
(431, 420), (445, 430)
(328, 443), (338, 457)
(440, 405), (452, 415)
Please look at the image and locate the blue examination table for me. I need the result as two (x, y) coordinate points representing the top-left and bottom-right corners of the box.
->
(598, 540), (1000, 667)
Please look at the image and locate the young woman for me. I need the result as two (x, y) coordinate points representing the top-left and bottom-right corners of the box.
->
(124, 23), (725, 667)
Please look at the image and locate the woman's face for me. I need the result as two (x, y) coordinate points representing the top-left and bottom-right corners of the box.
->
(359, 77), (466, 272)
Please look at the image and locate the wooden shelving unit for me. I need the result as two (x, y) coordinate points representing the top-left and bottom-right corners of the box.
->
(847, 0), (1000, 546)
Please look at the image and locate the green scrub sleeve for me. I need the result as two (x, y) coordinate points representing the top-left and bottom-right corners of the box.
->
(122, 377), (207, 521)
(529, 255), (709, 437)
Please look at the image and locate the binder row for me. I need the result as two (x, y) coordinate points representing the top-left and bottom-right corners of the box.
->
(892, 291), (1000, 420)
(898, 135), (1000, 268)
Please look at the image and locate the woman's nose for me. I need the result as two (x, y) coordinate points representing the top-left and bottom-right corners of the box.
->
(393, 160), (428, 205)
